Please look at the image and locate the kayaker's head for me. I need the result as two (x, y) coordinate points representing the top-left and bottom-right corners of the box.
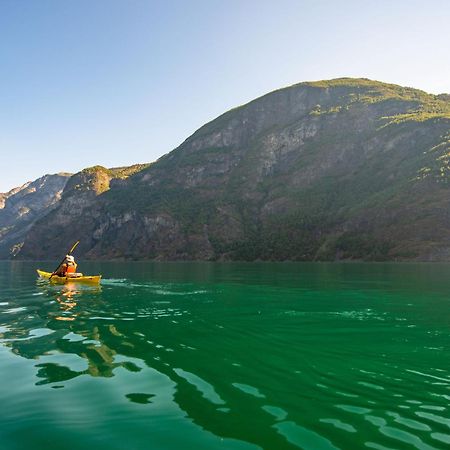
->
(65, 255), (75, 264)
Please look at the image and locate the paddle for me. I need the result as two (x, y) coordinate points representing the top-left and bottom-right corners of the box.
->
(49, 241), (80, 280)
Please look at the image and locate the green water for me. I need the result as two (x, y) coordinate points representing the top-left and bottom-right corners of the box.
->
(1, 262), (450, 450)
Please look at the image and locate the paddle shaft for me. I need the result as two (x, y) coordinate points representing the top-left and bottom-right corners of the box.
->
(49, 241), (80, 280)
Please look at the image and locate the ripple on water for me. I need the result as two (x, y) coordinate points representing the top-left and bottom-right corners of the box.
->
(336, 405), (372, 415)
(125, 392), (155, 404)
(365, 415), (387, 427)
(420, 405), (446, 411)
(378, 425), (436, 450)
(174, 368), (225, 405)
(358, 381), (385, 391)
(36, 351), (90, 379)
(62, 332), (86, 342)
(274, 421), (338, 449)
(4, 307), (27, 314)
(386, 411), (431, 431)
(232, 383), (265, 399)
(431, 432), (450, 445)
(406, 369), (450, 384)
(365, 442), (397, 450)
(415, 411), (450, 428)
(320, 418), (357, 433)
(262, 405), (288, 421)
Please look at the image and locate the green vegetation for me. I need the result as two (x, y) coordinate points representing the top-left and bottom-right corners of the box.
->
(81, 163), (149, 179)
(108, 163), (151, 178)
(303, 78), (450, 124)
(415, 133), (450, 183)
(64, 164), (150, 196)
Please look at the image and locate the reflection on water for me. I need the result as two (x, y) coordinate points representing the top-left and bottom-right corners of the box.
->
(1, 262), (450, 450)
(35, 279), (102, 322)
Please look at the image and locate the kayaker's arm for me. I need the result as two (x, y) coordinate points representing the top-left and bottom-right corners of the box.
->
(55, 263), (68, 277)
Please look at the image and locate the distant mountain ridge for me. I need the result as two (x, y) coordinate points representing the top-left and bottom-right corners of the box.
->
(4, 78), (450, 260)
(0, 173), (72, 256)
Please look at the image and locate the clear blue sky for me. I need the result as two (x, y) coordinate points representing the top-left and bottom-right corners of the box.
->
(1, 0), (449, 191)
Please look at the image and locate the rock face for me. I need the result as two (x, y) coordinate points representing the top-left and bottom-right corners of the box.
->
(15, 164), (149, 259)
(0, 174), (71, 257)
(12, 78), (450, 260)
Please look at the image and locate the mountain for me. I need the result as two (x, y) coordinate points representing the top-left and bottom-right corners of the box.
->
(0, 173), (71, 257)
(11, 78), (450, 260)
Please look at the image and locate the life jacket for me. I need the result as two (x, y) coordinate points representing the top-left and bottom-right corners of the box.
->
(66, 263), (77, 274)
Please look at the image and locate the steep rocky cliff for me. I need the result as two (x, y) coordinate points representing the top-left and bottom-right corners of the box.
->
(0, 173), (71, 257)
(13, 78), (450, 260)
(15, 164), (149, 258)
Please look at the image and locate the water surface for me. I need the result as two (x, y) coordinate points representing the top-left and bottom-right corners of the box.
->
(1, 261), (450, 449)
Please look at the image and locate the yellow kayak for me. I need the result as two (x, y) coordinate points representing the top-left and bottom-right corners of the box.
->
(37, 269), (102, 284)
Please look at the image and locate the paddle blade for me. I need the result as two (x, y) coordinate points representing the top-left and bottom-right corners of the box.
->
(69, 241), (80, 255)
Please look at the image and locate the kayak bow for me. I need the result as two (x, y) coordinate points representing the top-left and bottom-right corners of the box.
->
(37, 269), (101, 284)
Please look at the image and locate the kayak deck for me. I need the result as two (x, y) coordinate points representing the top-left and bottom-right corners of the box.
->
(37, 269), (102, 284)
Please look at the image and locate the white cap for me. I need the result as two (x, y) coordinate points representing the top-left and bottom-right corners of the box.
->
(66, 255), (75, 263)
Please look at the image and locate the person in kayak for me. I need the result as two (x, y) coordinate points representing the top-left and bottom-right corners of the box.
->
(55, 255), (78, 277)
